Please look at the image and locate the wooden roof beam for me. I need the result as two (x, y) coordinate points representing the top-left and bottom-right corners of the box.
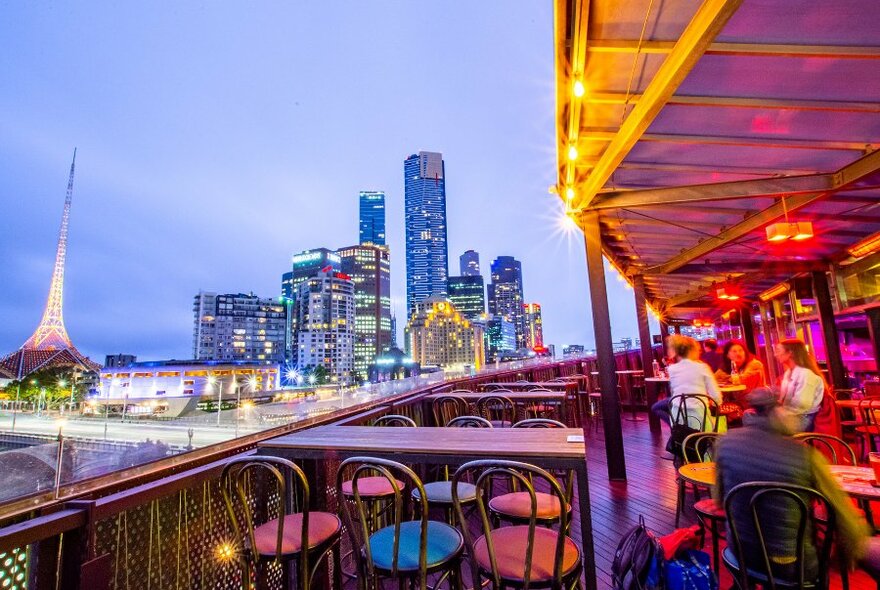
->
(588, 92), (880, 113)
(579, 131), (873, 152)
(588, 39), (880, 59)
(572, 0), (744, 209)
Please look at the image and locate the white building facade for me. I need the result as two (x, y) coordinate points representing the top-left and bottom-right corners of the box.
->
(294, 269), (356, 384)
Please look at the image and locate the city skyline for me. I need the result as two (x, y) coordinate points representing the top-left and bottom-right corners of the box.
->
(0, 2), (649, 362)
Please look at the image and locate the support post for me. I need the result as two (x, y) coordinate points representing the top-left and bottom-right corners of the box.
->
(581, 211), (627, 480)
(812, 270), (846, 389)
(866, 307), (880, 380)
(633, 276), (659, 433)
(740, 305), (758, 355)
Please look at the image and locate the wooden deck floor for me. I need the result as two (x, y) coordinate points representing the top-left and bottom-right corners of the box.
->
(581, 416), (876, 590)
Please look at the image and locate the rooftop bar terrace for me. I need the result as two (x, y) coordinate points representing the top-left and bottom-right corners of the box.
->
(1, 0), (880, 588)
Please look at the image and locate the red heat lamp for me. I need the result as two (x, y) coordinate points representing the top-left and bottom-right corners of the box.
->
(715, 287), (740, 301)
(765, 196), (814, 243)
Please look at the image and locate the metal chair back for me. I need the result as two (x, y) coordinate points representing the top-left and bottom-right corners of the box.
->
(793, 433), (857, 465)
(512, 418), (566, 428)
(865, 382), (880, 399)
(477, 395), (515, 426)
(452, 459), (577, 590)
(373, 414), (417, 428)
(220, 456), (314, 579)
(446, 415), (493, 428)
(671, 393), (719, 431)
(723, 481), (834, 590)
(336, 457), (429, 583)
(431, 395), (468, 427)
(681, 432), (722, 464)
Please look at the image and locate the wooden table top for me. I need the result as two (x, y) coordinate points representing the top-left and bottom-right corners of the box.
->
(678, 462), (717, 486)
(829, 465), (880, 500)
(260, 425), (587, 460)
(719, 384), (747, 393)
(425, 390), (566, 401)
(644, 377), (669, 383)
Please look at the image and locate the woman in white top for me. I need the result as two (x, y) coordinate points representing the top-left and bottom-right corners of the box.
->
(773, 338), (826, 432)
(665, 335), (722, 430)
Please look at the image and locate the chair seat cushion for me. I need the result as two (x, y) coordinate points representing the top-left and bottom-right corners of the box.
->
(490, 420), (513, 428)
(855, 425), (880, 435)
(367, 520), (463, 572)
(489, 492), (568, 519)
(526, 404), (557, 413)
(693, 498), (725, 519)
(473, 526), (580, 583)
(252, 511), (341, 557)
(411, 481), (477, 504)
(341, 476), (405, 497)
(722, 547), (817, 589)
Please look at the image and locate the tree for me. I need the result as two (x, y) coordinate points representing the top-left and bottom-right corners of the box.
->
(2, 367), (87, 411)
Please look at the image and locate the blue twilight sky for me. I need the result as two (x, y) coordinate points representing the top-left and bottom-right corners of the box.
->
(0, 2), (650, 361)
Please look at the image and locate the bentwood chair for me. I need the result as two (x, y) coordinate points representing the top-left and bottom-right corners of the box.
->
(221, 456), (342, 590)
(489, 421), (574, 528)
(677, 432), (724, 572)
(431, 396), (469, 427)
(446, 415), (494, 429)
(794, 433), (858, 466)
(723, 482), (835, 590)
(524, 388), (564, 422)
(854, 400), (880, 457)
(452, 460), (582, 590)
(338, 457), (464, 590)
(477, 395), (516, 428)
(372, 414), (418, 428)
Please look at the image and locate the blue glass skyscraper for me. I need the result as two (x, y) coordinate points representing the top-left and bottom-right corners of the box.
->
(359, 191), (386, 246)
(404, 151), (449, 317)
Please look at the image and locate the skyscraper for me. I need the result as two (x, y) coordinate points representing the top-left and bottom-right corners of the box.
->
(447, 275), (485, 320)
(483, 315), (517, 361)
(487, 256), (526, 349)
(523, 303), (544, 349)
(193, 292), (287, 363)
(281, 248), (341, 299)
(460, 250), (480, 277)
(359, 191), (386, 246)
(293, 269), (355, 384)
(337, 244), (392, 381)
(404, 151), (449, 317)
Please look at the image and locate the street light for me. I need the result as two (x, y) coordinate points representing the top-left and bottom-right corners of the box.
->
(54, 418), (67, 499)
(208, 375), (223, 427)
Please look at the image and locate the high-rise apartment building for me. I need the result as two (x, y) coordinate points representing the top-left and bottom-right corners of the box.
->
(460, 250), (480, 276)
(404, 151), (449, 316)
(104, 354), (136, 368)
(293, 269), (355, 384)
(522, 303), (544, 349)
(447, 275), (486, 320)
(193, 292), (286, 363)
(281, 248), (341, 300)
(337, 244), (392, 381)
(487, 256), (526, 349)
(359, 191), (386, 246)
(405, 298), (483, 370)
(483, 315), (516, 361)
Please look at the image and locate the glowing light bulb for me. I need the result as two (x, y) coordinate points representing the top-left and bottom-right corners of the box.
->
(573, 80), (585, 97)
(565, 187), (575, 201)
(567, 145), (578, 161)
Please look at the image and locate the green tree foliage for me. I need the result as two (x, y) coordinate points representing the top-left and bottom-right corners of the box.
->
(2, 367), (87, 410)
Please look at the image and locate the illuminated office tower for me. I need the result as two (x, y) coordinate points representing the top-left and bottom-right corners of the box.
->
(447, 275), (485, 321)
(359, 191), (386, 246)
(487, 256), (526, 348)
(522, 303), (544, 349)
(404, 151), (449, 316)
(337, 244), (392, 381)
(405, 298), (483, 370)
(460, 250), (480, 276)
(293, 269), (355, 384)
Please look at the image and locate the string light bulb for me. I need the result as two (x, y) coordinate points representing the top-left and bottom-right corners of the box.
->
(567, 145), (578, 161)
(573, 80), (585, 97)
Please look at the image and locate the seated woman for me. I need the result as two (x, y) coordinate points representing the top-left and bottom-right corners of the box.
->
(774, 338), (826, 432)
(653, 335), (722, 431)
(714, 340), (767, 405)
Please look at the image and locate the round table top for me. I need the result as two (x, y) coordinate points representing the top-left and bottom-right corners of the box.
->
(829, 465), (880, 500)
(616, 370), (644, 374)
(644, 377), (669, 383)
(719, 384), (746, 393)
(678, 462), (717, 486)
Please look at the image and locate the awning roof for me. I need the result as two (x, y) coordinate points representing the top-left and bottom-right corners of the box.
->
(555, 0), (880, 317)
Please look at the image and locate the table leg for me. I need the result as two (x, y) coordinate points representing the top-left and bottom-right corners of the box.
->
(646, 382), (661, 434)
(623, 375), (645, 422)
(575, 462), (597, 590)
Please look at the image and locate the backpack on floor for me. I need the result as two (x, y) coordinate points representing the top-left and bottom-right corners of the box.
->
(612, 516), (663, 590)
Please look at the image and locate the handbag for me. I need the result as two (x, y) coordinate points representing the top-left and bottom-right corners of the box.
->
(664, 549), (718, 590)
